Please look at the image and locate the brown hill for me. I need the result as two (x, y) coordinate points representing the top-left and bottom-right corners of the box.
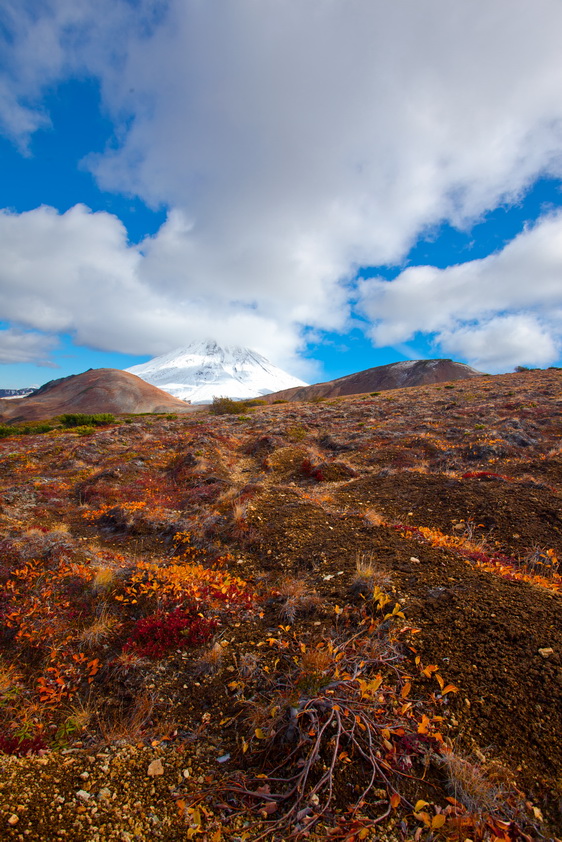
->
(264, 357), (482, 401)
(0, 368), (196, 423)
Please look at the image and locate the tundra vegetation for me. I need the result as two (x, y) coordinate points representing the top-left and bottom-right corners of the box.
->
(0, 370), (561, 840)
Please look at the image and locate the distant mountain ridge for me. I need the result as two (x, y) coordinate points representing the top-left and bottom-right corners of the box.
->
(0, 388), (35, 399)
(264, 358), (483, 402)
(126, 340), (307, 403)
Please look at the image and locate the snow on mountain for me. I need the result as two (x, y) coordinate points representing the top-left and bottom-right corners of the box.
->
(125, 340), (308, 404)
(0, 388), (36, 399)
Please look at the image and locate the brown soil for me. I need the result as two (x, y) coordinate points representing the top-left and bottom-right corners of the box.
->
(1, 369), (562, 840)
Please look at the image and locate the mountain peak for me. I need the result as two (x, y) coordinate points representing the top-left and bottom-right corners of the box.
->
(126, 341), (307, 403)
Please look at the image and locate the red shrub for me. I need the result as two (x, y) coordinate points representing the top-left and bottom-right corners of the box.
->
(0, 733), (47, 756)
(125, 607), (217, 659)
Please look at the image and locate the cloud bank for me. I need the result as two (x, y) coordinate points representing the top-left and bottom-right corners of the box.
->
(2, 0), (562, 371)
(358, 212), (562, 370)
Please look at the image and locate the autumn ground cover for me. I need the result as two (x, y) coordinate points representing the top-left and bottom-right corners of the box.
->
(0, 370), (561, 841)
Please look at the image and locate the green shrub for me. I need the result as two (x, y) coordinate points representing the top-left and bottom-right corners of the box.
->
(16, 423), (54, 436)
(33, 423), (54, 434)
(0, 422), (54, 438)
(272, 399), (287, 404)
(59, 413), (115, 428)
(286, 426), (308, 442)
(246, 399), (267, 407)
(209, 397), (249, 415)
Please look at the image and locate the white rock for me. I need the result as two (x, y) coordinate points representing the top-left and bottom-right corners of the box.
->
(147, 758), (164, 777)
(538, 647), (554, 658)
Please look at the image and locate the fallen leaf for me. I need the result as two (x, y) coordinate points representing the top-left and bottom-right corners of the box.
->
(401, 681), (411, 698)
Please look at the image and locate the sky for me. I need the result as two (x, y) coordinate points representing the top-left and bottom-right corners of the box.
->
(2, 1), (562, 389)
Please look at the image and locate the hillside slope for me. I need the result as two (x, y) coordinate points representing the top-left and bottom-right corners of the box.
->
(265, 358), (482, 401)
(0, 369), (561, 840)
(0, 368), (195, 423)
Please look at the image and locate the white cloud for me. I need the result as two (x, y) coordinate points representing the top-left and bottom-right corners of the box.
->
(358, 212), (562, 370)
(438, 316), (558, 372)
(0, 204), (317, 377)
(0, 327), (57, 365)
(3, 1), (562, 371)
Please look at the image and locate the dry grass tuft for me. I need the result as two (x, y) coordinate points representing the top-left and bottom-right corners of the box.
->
(196, 642), (224, 676)
(97, 690), (155, 744)
(349, 552), (392, 597)
(300, 648), (332, 674)
(92, 565), (117, 590)
(232, 501), (247, 524)
(66, 698), (94, 733)
(363, 507), (386, 527)
(79, 607), (120, 647)
(439, 750), (505, 816)
(277, 578), (320, 623)
(0, 661), (21, 697)
(238, 652), (261, 679)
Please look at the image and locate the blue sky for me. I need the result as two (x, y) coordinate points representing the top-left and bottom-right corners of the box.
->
(2, 1), (562, 389)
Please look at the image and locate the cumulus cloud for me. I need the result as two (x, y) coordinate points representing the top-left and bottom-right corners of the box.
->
(3, 1), (562, 370)
(358, 212), (562, 370)
(0, 327), (57, 365)
(0, 204), (316, 376)
(438, 316), (559, 372)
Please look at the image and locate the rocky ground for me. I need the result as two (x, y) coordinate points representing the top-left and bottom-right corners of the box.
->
(0, 369), (561, 841)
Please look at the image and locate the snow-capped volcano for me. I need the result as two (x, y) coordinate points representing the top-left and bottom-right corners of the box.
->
(126, 340), (308, 404)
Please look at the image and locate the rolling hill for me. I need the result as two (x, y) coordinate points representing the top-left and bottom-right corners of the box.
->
(264, 358), (482, 401)
(0, 368), (195, 423)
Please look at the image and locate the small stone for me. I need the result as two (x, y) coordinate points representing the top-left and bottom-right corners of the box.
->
(539, 647), (554, 659)
(76, 790), (91, 801)
(182, 769), (190, 779)
(98, 788), (111, 801)
(147, 759), (164, 777)
(80, 772), (89, 780)
(410, 556), (420, 563)
(8, 814), (19, 826)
